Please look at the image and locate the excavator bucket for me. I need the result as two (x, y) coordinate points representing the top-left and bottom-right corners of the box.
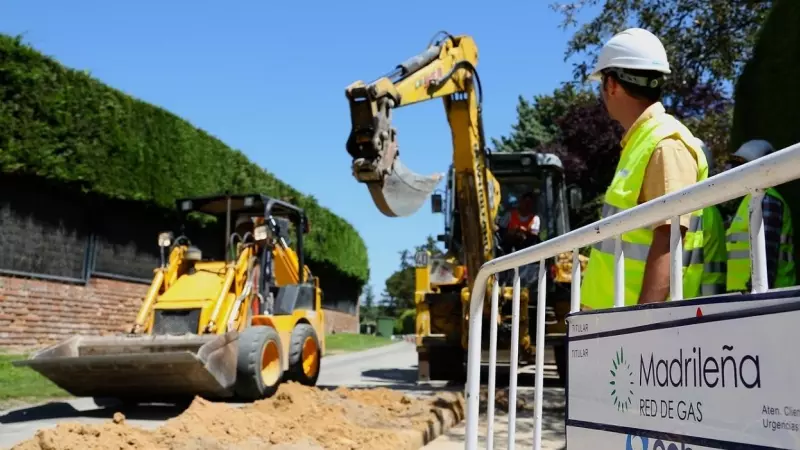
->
(366, 157), (443, 217)
(346, 82), (443, 218)
(13, 333), (239, 400)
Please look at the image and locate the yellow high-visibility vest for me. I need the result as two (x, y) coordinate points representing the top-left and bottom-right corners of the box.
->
(726, 188), (795, 291)
(687, 205), (726, 296)
(581, 112), (708, 308)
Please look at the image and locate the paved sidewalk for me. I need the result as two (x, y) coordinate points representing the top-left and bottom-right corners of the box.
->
(423, 370), (566, 450)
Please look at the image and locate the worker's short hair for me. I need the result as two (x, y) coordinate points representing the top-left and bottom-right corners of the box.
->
(602, 67), (664, 103)
(521, 192), (535, 200)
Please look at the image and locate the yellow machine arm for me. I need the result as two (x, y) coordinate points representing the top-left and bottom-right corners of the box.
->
(345, 32), (496, 287)
(272, 243), (312, 286)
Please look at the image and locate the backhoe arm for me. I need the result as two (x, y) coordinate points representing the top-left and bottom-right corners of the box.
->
(344, 32), (496, 287)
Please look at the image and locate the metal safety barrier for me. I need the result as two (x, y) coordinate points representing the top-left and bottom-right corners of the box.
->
(463, 142), (800, 450)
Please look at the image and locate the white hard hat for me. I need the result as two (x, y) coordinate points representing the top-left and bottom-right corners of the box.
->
(733, 139), (774, 163)
(589, 28), (671, 81)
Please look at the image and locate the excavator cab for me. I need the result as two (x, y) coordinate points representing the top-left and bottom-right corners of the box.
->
(427, 150), (583, 381)
(15, 194), (324, 404)
(436, 151), (571, 259)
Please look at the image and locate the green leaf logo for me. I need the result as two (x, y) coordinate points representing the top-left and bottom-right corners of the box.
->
(609, 347), (634, 412)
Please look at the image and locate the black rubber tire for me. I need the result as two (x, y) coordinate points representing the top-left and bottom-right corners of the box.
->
(234, 325), (283, 401)
(287, 322), (321, 386)
(554, 344), (567, 385)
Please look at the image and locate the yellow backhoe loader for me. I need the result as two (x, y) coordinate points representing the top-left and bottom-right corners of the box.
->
(14, 194), (325, 403)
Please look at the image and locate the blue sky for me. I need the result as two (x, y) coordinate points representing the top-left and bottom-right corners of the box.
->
(2, 1), (599, 299)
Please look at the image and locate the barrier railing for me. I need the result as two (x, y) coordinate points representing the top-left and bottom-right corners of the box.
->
(463, 142), (800, 449)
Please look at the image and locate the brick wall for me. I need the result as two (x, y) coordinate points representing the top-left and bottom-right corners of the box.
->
(0, 275), (147, 350)
(0, 274), (360, 350)
(323, 307), (359, 334)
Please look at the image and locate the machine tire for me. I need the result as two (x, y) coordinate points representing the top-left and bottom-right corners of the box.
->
(286, 322), (321, 386)
(234, 325), (283, 401)
(554, 343), (567, 385)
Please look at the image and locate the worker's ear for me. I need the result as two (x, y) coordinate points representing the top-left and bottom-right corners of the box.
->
(604, 76), (621, 98)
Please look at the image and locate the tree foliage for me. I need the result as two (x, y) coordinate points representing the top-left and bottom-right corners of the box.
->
(380, 236), (443, 314)
(0, 34), (368, 285)
(550, 0), (772, 160)
(731, 0), (800, 270)
(552, 0), (770, 107)
(359, 284), (378, 323)
(491, 83), (622, 226)
(492, 83), (595, 153)
(547, 94), (624, 226)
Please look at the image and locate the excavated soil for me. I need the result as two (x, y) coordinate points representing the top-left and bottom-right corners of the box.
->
(12, 383), (464, 450)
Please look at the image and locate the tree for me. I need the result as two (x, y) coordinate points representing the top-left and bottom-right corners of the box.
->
(491, 83), (595, 152)
(547, 95), (625, 227)
(549, 0), (772, 159)
(380, 236), (444, 315)
(490, 83), (622, 226)
(360, 285), (377, 322)
(361, 284), (375, 309)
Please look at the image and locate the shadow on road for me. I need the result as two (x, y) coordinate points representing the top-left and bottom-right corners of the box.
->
(315, 383), (463, 393)
(484, 366), (564, 389)
(0, 400), (190, 425)
(360, 367), (417, 383)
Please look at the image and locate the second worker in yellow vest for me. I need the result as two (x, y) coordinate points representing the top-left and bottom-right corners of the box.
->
(580, 28), (709, 309)
(725, 140), (796, 292)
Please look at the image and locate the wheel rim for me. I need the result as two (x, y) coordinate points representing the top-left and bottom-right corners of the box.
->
(302, 336), (319, 377)
(260, 340), (281, 386)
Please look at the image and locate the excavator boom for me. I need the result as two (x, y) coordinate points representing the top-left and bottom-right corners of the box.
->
(345, 33), (482, 219)
(344, 32), (495, 286)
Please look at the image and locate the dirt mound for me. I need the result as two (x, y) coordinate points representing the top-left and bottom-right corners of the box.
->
(12, 383), (464, 450)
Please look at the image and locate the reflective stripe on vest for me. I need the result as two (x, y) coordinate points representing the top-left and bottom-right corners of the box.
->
(725, 188), (796, 291)
(680, 212), (705, 299)
(694, 205), (726, 296)
(580, 112), (708, 309)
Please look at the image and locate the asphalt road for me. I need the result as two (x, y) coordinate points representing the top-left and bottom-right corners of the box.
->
(0, 342), (568, 449)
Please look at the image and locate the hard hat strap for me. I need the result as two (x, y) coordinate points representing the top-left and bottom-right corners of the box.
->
(606, 67), (664, 88)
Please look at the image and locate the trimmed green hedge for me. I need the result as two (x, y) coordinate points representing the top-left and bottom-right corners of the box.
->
(0, 34), (368, 284)
(731, 0), (800, 277)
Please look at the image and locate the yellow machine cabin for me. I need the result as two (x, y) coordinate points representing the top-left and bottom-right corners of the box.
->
(15, 194), (325, 403)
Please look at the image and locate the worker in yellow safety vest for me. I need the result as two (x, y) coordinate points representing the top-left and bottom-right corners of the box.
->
(580, 28), (709, 309)
(683, 141), (726, 297)
(725, 140), (795, 292)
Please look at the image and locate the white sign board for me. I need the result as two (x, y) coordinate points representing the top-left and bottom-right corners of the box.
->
(567, 293), (800, 449)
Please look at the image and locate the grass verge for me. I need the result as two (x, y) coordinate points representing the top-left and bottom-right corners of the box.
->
(0, 354), (69, 407)
(325, 333), (394, 354)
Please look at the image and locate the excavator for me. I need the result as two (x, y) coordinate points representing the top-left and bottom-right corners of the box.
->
(14, 194), (324, 403)
(344, 31), (587, 382)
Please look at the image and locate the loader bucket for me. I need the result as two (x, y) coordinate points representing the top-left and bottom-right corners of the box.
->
(13, 332), (239, 400)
